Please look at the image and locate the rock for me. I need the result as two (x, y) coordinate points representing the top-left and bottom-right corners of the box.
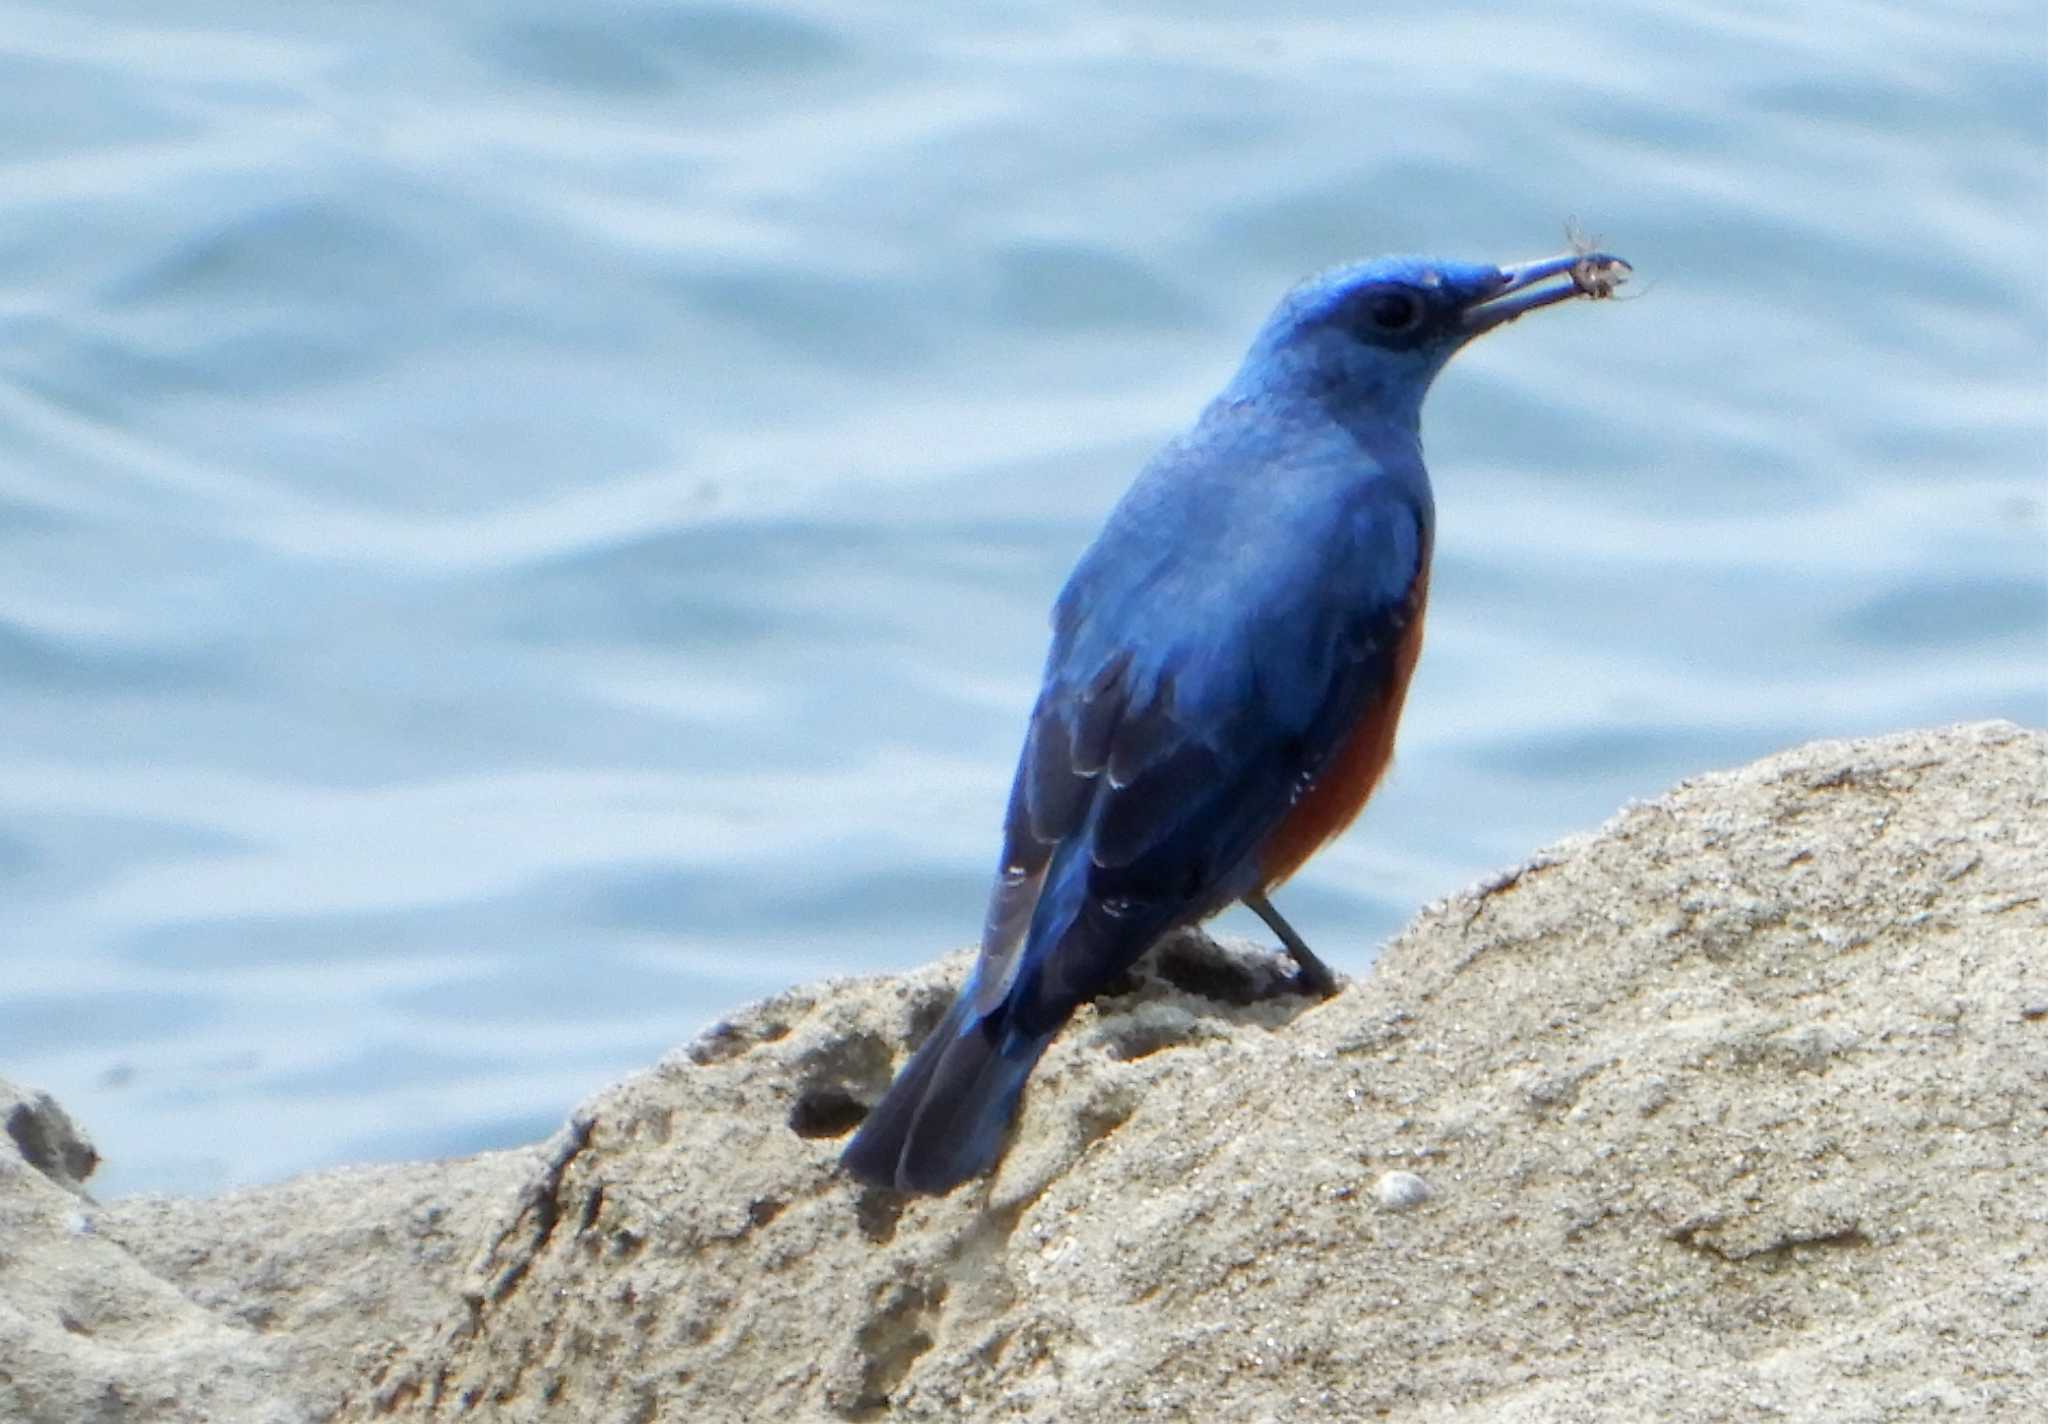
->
(102, 1150), (545, 1416)
(1, 1097), (307, 1422)
(344, 721), (2047, 1421)
(1, 1088), (542, 1424)
(1, 722), (2042, 1423)
(1373, 1169), (1430, 1211)
(3, 1083), (99, 1195)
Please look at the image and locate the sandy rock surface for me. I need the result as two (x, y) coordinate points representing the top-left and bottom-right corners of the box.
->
(3, 1084), (305, 1423)
(1, 1079), (540, 1424)
(3, 722), (2042, 1423)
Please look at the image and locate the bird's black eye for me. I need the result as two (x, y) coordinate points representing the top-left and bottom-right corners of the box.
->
(1364, 290), (1425, 332)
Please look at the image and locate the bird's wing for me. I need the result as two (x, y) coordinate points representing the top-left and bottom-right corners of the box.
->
(969, 466), (1429, 1020)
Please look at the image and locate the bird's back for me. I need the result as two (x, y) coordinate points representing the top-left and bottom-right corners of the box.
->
(1010, 393), (1434, 995)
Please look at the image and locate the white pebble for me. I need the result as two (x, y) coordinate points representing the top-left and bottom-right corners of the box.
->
(1374, 1170), (1431, 1211)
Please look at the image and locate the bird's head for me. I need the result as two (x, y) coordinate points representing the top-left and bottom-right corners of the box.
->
(1227, 249), (1630, 431)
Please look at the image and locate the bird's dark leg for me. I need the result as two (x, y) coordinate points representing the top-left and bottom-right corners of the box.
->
(1244, 893), (1338, 997)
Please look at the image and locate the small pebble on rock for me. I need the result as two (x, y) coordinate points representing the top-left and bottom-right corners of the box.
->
(1374, 1170), (1431, 1211)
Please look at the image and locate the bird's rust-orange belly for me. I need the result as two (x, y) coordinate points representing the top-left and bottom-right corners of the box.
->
(1257, 570), (1430, 891)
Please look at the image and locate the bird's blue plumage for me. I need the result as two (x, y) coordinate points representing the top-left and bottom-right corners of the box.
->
(842, 248), (1628, 1193)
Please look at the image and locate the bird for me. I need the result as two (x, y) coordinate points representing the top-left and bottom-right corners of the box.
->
(841, 247), (1630, 1194)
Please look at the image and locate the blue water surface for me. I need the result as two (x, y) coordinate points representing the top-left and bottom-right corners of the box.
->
(1, 0), (2042, 1195)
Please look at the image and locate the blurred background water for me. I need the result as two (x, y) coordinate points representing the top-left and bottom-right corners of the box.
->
(1, 0), (2041, 1196)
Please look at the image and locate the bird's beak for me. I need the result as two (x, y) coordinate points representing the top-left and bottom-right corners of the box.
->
(1460, 250), (1631, 335)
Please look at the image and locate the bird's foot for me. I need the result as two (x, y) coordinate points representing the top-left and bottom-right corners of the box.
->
(1245, 893), (1341, 999)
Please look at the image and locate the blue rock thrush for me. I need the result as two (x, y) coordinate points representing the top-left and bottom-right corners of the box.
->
(841, 248), (1631, 1194)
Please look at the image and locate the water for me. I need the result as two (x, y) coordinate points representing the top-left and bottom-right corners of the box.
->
(1, 0), (2041, 1197)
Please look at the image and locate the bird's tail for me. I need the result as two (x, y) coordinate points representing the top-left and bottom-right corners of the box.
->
(839, 990), (1055, 1194)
